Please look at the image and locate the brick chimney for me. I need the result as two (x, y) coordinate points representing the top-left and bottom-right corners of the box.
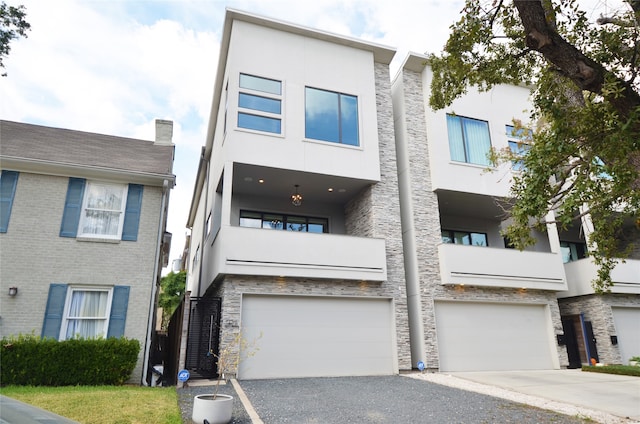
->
(155, 119), (173, 145)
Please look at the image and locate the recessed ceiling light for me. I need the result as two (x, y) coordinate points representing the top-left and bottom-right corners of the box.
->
(258, 179), (265, 183)
(327, 188), (334, 192)
(244, 177), (253, 182)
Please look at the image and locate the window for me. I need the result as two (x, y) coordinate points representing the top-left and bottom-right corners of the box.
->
(60, 178), (143, 241)
(446, 115), (491, 166)
(560, 241), (588, 263)
(506, 125), (532, 171)
(238, 73), (282, 134)
(42, 284), (130, 340)
(79, 182), (128, 239)
(0, 170), (19, 233)
(305, 87), (359, 146)
(441, 229), (488, 246)
(240, 210), (328, 233)
(62, 288), (112, 339)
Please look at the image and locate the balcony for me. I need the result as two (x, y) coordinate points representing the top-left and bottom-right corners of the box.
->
(437, 244), (567, 290)
(209, 226), (387, 281)
(561, 258), (640, 297)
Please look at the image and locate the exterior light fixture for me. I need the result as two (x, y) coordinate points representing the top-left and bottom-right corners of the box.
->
(8, 287), (18, 297)
(291, 185), (303, 207)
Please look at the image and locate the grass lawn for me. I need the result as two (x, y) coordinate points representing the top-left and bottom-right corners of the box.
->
(0, 385), (182, 424)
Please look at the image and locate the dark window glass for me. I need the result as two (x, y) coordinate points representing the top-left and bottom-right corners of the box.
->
(560, 241), (588, 263)
(262, 214), (283, 230)
(239, 93), (281, 114)
(305, 87), (359, 146)
(239, 73), (281, 95)
(238, 113), (281, 134)
(240, 210), (328, 233)
(442, 229), (488, 247)
(447, 115), (491, 165)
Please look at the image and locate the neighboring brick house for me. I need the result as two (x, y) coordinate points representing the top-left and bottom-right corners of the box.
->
(391, 53), (639, 372)
(0, 119), (175, 384)
(184, 9), (409, 379)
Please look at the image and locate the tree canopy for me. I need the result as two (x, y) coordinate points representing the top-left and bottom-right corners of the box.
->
(158, 271), (186, 330)
(0, 1), (30, 76)
(429, 0), (640, 291)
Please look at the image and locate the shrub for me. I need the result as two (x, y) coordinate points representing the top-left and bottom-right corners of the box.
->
(581, 364), (640, 377)
(1, 334), (140, 386)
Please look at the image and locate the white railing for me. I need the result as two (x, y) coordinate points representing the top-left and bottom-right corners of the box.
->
(208, 226), (387, 282)
(437, 243), (567, 290)
(563, 258), (640, 296)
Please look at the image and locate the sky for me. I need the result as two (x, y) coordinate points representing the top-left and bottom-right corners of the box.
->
(0, 0), (616, 273)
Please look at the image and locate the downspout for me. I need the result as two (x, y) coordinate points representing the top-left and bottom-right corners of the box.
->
(394, 78), (427, 368)
(142, 179), (169, 385)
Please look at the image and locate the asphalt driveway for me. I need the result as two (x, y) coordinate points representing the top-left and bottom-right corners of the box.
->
(178, 375), (593, 423)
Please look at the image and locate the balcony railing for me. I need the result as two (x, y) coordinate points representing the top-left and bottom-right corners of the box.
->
(562, 258), (640, 296)
(437, 243), (567, 290)
(209, 226), (387, 282)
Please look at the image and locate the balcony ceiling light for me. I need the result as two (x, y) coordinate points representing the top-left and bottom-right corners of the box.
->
(291, 184), (303, 207)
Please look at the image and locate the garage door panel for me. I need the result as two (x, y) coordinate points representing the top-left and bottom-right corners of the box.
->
(239, 295), (395, 379)
(612, 307), (640, 364)
(435, 301), (555, 372)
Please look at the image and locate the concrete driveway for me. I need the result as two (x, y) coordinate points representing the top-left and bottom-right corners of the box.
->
(433, 369), (640, 423)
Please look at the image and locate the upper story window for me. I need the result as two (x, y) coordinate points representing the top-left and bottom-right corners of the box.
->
(238, 73), (282, 134)
(240, 210), (328, 233)
(506, 125), (532, 171)
(60, 178), (143, 241)
(305, 87), (359, 146)
(441, 229), (488, 246)
(78, 182), (128, 239)
(446, 114), (491, 166)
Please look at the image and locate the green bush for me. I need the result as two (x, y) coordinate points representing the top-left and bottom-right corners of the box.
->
(581, 364), (640, 377)
(1, 334), (140, 386)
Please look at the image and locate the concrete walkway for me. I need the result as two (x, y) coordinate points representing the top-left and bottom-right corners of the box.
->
(444, 370), (640, 423)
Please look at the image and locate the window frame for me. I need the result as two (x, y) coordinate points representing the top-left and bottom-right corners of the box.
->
(60, 286), (113, 340)
(304, 86), (360, 147)
(237, 73), (283, 135)
(446, 114), (492, 166)
(77, 181), (128, 240)
(239, 210), (329, 234)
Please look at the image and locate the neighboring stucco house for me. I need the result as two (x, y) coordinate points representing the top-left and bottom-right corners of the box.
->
(0, 119), (175, 384)
(184, 9), (409, 379)
(391, 53), (639, 372)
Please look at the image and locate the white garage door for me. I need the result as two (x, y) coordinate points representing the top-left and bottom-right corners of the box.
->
(612, 307), (640, 364)
(238, 295), (396, 379)
(434, 301), (556, 371)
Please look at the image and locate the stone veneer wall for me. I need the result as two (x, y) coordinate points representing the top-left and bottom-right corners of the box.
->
(558, 293), (640, 364)
(397, 68), (568, 370)
(212, 62), (411, 374)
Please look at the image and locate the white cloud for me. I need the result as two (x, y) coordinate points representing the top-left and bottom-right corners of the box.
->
(2, 0), (471, 270)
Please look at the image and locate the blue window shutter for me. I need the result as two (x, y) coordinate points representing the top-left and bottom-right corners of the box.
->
(41, 284), (68, 339)
(107, 285), (130, 338)
(122, 184), (143, 241)
(59, 178), (85, 237)
(0, 170), (19, 233)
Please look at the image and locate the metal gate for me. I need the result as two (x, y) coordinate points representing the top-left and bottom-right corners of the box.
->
(185, 296), (222, 379)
